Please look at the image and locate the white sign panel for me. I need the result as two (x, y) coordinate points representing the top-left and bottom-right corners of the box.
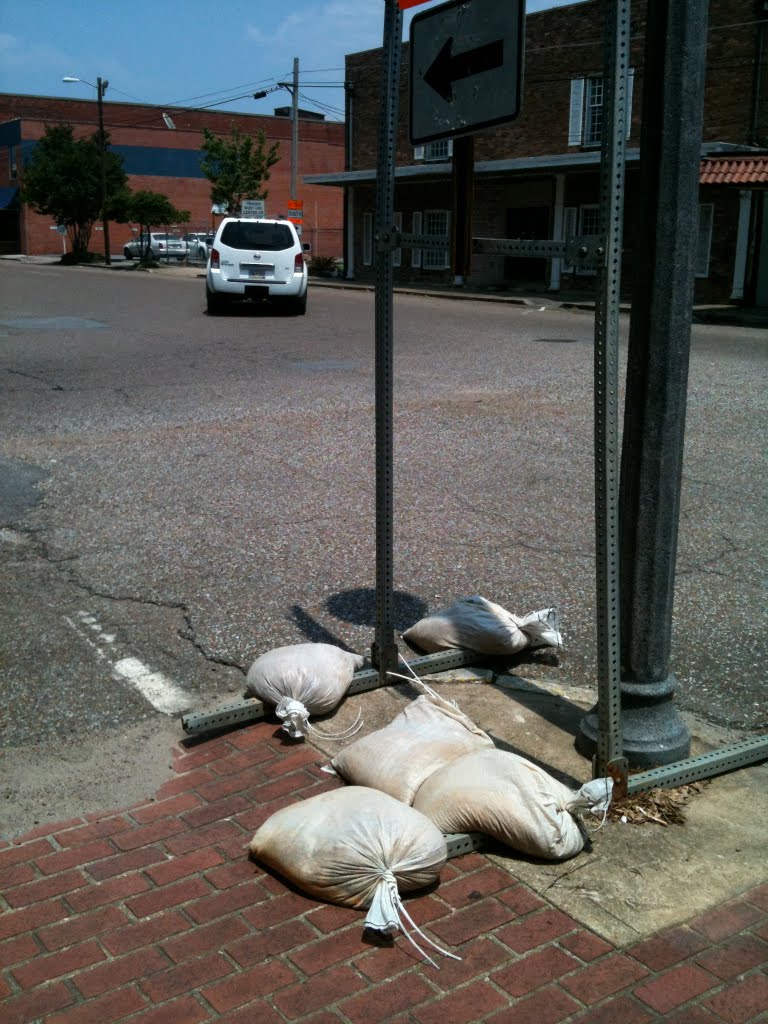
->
(241, 199), (265, 218)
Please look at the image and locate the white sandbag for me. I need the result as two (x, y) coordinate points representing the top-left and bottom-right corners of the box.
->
(245, 643), (364, 738)
(413, 748), (612, 861)
(330, 693), (494, 805)
(402, 595), (562, 656)
(249, 786), (458, 967)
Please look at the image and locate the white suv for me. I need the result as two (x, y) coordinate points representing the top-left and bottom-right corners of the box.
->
(206, 217), (309, 315)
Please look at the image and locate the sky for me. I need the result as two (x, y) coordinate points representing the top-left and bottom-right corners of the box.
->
(0, 0), (587, 123)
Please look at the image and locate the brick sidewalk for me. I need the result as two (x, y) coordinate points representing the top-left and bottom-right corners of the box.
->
(2, 722), (767, 1024)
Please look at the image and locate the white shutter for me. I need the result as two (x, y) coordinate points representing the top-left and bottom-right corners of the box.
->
(447, 139), (454, 157)
(568, 78), (584, 145)
(562, 207), (578, 270)
(414, 145), (425, 160)
(626, 68), (635, 139)
(411, 212), (422, 268)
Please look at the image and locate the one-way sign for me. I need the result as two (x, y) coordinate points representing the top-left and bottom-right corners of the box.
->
(409, 0), (524, 145)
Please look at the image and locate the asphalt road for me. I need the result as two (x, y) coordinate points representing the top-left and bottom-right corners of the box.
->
(0, 261), (765, 835)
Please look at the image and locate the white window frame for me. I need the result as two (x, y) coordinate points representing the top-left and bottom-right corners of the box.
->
(695, 203), (714, 278)
(423, 209), (450, 270)
(363, 212), (373, 267)
(411, 211), (422, 268)
(413, 139), (453, 162)
(569, 70), (634, 146)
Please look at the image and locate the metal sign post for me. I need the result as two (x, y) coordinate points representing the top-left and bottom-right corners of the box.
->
(574, 0), (631, 788)
(372, 0), (404, 682)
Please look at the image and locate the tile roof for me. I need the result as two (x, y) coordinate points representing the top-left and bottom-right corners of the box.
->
(700, 157), (768, 185)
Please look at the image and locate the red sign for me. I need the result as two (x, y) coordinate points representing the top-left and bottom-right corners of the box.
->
(286, 199), (303, 224)
(398, 0), (432, 8)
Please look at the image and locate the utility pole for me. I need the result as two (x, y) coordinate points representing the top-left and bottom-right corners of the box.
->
(96, 77), (111, 266)
(291, 57), (299, 201)
(64, 75), (111, 264)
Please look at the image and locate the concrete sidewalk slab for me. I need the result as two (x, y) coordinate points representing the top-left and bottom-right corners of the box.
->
(2, 704), (766, 1024)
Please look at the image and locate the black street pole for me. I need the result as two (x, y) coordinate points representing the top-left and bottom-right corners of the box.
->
(96, 77), (111, 266)
(581, 0), (709, 767)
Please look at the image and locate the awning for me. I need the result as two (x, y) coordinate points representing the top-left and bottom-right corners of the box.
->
(700, 158), (768, 185)
(0, 186), (19, 210)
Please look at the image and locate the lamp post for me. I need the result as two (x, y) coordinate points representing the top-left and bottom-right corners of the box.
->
(62, 75), (111, 265)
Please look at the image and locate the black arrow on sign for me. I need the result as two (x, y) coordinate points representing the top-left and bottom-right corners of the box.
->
(424, 36), (505, 103)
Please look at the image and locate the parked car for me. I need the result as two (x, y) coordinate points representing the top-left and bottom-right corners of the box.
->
(206, 218), (309, 315)
(123, 232), (187, 261)
(183, 232), (215, 260)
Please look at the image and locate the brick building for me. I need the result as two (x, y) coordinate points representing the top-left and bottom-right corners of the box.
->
(306, 0), (768, 306)
(0, 94), (345, 258)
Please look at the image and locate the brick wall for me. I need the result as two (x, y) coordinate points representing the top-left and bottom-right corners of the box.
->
(0, 94), (345, 257)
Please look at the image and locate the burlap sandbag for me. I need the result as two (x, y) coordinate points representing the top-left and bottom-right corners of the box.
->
(402, 595), (561, 655)
(249, 787), (457, 965)
(330, 693), (494, 805)
(413, 748), (610, 861)
(246, 643), (364, 737)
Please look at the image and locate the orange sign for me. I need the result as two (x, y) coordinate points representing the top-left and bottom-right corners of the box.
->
(286, 199), (303, 224)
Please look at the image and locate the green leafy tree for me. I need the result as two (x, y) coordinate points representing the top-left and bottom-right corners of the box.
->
(21, 123), (127, 259)
(200, 126), (280, 216)
(114, 190), (190, 262)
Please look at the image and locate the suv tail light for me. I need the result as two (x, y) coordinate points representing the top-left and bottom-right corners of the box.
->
(210, 248), (220, 269)
(294, 253), (304, 273)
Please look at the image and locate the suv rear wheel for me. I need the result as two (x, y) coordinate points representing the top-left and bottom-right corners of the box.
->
(206, 287), (227, 315)
(287, 292), (307, 316)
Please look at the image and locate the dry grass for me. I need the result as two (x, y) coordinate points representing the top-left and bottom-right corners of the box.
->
(607, 780), (710, 826)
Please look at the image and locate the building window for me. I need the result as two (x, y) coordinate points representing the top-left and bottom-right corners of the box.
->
(423, 209), (450, 270)
(413, 139), (453, 162)
(695, 203), (714, 277)
(393, 211), (402, 268)
(584, 77), (604, 145)
(569, 70), (634, 146)
(579, 204), (600, 236)
(8, 146), (17, 180)
(363, 212), (373, 266)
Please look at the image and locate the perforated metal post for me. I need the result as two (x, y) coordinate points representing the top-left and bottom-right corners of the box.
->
(372, 0), (403, 683)
(575, 0), (630, 787)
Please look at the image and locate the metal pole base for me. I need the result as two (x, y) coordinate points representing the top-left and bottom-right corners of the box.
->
(576, 674), (691, 769)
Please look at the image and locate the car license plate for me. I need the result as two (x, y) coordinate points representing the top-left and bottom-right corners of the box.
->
(248, 267), (267, 279)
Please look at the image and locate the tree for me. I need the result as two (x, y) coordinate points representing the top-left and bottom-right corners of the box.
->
(200, 126), (280, 216)
(21, 123), (127, 259)
(115, 190), (190, 261)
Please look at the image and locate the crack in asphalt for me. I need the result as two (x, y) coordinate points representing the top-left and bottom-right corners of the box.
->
(4, 525), (247, 676)
(5, 368), (65, 391)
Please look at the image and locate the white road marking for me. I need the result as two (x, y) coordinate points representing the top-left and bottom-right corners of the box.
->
(112, 658), (190, 714)
(64, 612), (191, 714)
